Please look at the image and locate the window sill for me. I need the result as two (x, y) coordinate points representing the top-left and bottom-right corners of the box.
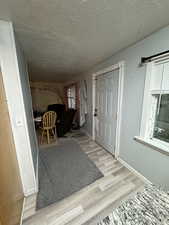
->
(134, 136), (169, 156)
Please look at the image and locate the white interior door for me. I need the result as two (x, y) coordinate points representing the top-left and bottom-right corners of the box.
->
(95, 69), (119, 154)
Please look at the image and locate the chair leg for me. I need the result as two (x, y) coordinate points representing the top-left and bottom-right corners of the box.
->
(47, 129), (50, 144)
(54, 126), (57, 138)
(41, 130), (44, 144)
(51, 129), (55, 139)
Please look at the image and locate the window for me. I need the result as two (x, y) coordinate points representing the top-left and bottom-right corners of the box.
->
(137, 60), (169, 152)
(67, 85), (76, 109)
(153, 94), (169, 143)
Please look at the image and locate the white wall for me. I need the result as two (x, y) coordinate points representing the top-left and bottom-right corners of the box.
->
(15, 38), (39, 178)
(30, 81), (64, 112)
(0, 21), (38, 196)
(83, 25), (169, 189)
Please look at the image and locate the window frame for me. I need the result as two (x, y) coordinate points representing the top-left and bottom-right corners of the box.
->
(67, 85), (76, 109)
(135, 61), (169, 154)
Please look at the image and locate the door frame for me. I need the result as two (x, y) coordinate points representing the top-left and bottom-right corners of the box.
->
(92, 61), (125, 158)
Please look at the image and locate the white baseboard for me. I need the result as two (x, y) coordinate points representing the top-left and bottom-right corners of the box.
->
(20, 197), (25, 225)
(25, 187), (38, 197)
(22, 193), (37, 221)
(118, 157), (151, 184)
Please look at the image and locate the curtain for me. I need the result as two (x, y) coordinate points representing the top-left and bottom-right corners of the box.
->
(79, 80), (87, 126)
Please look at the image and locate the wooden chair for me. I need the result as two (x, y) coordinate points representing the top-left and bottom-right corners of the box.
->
(40, 111), (57, 144)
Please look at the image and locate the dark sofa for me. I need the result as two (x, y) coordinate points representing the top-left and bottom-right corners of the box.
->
(47, 104), (76, 137)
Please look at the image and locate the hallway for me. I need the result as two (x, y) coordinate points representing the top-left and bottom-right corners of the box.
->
(1, 3), (169, 224)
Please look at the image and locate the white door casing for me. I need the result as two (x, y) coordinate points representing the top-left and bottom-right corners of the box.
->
(92, 62), (124, 158)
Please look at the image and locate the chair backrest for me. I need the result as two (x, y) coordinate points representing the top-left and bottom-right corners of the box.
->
(42, 111), (57, 129)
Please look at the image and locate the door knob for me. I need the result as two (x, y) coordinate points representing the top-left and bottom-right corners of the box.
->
(94, 108), (98, 117)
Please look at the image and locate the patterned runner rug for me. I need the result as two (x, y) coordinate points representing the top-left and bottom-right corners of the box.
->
(98, 184), (169, 225)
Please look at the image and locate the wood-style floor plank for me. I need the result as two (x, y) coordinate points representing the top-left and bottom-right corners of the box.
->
(23, 132), (144, 225)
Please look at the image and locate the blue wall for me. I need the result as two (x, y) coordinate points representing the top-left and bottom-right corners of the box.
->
(84, 25), (169, 189)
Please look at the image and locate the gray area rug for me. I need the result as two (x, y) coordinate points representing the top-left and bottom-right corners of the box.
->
(98, 184), (169, 225)
(37, 139), (103, 210)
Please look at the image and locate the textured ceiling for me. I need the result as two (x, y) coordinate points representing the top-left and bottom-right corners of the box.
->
(1, 0), (169, 82)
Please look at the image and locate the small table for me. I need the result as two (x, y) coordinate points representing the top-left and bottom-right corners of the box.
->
(34, 116), (42, 129)
(34, 116), (42, 122)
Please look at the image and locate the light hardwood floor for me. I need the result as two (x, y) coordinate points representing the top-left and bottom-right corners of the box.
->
(23, 133), (145, 225)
